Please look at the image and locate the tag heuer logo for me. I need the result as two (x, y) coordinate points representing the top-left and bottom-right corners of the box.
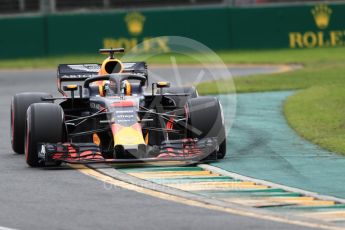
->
(39, 145), (46, 157)
(311, 4), (332, 29)
(125, 12), (146, 36)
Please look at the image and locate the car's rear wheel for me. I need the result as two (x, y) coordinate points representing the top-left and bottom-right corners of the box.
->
(25, 103), (65, 167)
(11, 92), (52, 154)
(185, 97), (226, 159)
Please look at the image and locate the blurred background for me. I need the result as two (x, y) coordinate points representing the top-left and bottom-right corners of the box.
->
(0, 0), (344, 13)
(0, 0), (344, 15)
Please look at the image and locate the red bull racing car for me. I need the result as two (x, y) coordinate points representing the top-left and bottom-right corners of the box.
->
(10, 48), (226, 167)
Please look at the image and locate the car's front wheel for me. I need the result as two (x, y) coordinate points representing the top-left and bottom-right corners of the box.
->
(25, 103), (65, 167)
(185, 97), (227, 159)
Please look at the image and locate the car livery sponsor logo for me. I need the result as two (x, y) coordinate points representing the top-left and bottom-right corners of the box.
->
(61, 74), (95, 79)
(90, 103), (106, 111)
(114, 108), (137, 125)
(67, 64), (101, 72)
(38, 145), (46, 158)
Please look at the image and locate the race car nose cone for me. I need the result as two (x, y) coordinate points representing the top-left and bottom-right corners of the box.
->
(114, 144), (147, 159)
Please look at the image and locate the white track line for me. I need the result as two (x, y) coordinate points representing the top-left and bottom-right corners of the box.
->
(0, 226), (19, 230)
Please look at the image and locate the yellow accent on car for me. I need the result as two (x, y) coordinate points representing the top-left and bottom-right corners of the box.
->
(98, 82), (105, 97)
(114, 127), (145, 146)
(100, 58), (124, 75)
(157, 82), (170, 88)
(93, 133), (101, 146)
(66, 84), (78, 90)
(145, 133), (149, 145)
(124, 80), (132, 96)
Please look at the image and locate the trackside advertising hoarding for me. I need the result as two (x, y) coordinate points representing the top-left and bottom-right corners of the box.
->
(230, 3), (345, 49)
(0, 3), (344, 58)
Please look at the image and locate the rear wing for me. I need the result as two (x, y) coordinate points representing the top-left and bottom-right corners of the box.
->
(57, 62), (148, 81)
(57, 64), (100, 81)
(57, 62), (148, 95)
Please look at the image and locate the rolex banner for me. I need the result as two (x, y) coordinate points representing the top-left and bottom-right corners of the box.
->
(0, 3), (345, 58)
(290, 4), (343, 48)
(230, 3), (345, 49)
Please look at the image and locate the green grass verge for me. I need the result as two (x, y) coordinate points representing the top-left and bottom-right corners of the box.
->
(1, 47), (344, 68)
(198, 47), (345, 94)
(198, 47), (345, 155)
(284, 85), (345, 154)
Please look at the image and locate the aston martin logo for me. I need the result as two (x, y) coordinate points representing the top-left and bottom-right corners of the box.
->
(125, 12), (146, 36)
(311, 4), (332, 29)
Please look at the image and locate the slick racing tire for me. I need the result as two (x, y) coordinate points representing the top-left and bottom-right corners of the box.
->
(25, 103), (65, 167)
(11, 92), (52, 154)
(185, 97), (227, 159)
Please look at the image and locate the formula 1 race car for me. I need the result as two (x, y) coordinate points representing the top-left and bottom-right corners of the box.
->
(10, 48), (226, 167)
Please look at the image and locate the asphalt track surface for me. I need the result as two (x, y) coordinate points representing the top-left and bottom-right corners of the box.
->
(0, 66), (316, 230)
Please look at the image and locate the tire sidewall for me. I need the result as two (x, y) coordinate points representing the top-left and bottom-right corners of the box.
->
(25, 106), (38, 167)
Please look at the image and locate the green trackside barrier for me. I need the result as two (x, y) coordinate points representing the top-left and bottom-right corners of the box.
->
(229, 3), (345, 49)
(0, 3), (344, 58)
(45, 7), (230, 55)
(0, 16), (46, 58)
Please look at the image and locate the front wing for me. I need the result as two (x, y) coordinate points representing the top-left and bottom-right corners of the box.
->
(38, 138), (219, 165)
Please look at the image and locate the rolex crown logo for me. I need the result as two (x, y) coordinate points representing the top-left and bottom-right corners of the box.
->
(125, 12), (146, 36)
(311, 4), (332, 29)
